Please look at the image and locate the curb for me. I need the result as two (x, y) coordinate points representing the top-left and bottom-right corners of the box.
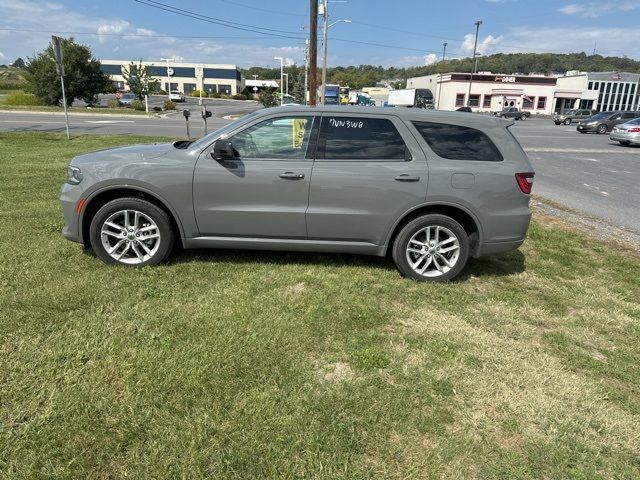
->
(0, 109), (161, 118)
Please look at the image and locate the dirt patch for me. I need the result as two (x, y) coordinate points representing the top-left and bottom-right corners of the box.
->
(321, 362), (355, 382)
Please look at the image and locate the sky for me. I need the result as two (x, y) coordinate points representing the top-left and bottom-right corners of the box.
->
(1, 0), (639, 69)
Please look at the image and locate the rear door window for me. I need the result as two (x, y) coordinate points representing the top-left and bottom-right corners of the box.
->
(318, 116), (409, 161)
(412, 121), (503, 162)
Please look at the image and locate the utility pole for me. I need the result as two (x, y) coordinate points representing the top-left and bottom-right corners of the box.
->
(436, 42), (447, 110)
(309, 0), (318, 106)
(321, 0), (329, 105)
(274, 56), (284, 106)
(51, 36), (70, 140)
(303, 38), (309, 104)
(466, 20), (482, 107)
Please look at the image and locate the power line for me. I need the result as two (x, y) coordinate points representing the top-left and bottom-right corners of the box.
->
(217, 0), (306, 17)
(134, 0), (306, 38)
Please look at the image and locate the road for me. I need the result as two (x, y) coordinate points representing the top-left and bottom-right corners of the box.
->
(1, 109), (638, 235)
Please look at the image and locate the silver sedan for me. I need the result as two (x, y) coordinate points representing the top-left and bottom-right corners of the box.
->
(610, 118), (640, 146)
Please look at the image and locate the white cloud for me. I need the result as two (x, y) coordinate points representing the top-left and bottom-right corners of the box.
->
(558, 0), (640, 18)
(498, 26), (640, 58)
(424, 53), (438, 66)
(0, 0), (304, 67)
(460, 33), (504, 56)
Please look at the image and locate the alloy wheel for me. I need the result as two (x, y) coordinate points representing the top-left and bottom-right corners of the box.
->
(405, 225), (460, 278)
(100, 209), (161, 264)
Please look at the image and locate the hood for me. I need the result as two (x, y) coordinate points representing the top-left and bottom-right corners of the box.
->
(71, 143), (174, 165)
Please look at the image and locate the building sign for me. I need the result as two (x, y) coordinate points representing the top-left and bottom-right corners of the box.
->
(495, 76), (516, 83)
(450, 73), (557, 85)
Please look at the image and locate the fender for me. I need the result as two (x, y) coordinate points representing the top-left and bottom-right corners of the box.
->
(78, 181), (188, 244)
(383, 199), (485, 249)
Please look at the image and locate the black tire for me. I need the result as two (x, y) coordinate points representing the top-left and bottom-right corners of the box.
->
(89, 197), (175, 266)
(520, 115), (526, 121)
(563, 118), (571, 125)
(619, 141), (630, 146)
(392, 214), (470, 282)
(597, 124), (608, 134)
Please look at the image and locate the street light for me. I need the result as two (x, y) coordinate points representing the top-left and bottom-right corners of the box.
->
(274, 56), (284, 106)
(473, 52), (482, 75)
(160, 58), (174, 100)
(320, 0), (351, 105)
(436, 42), (447, 110)
(466, 20), (482, 107)
(283, 73), (289, 96)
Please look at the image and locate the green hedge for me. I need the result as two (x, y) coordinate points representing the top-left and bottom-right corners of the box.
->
(2, 90), (40, 106)
(190, 90), (208, 98)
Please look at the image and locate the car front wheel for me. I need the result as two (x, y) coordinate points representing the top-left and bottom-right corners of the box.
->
(89, 197), (175, 266)
(392, 214), (469, 282)
(563, 119), (571, 125)
(597, 124), (608, 134)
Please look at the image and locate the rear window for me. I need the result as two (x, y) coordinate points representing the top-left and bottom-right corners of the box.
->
(412, 121), (503, 162)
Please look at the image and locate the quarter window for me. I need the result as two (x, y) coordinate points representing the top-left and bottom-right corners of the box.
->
(229, 116), (314, 159)
(319, 116), (408, 161)
(412, 121), (503, 162)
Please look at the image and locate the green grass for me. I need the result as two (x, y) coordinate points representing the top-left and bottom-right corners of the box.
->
(1, 132), (639, 479)
(0, 104), (152, 115)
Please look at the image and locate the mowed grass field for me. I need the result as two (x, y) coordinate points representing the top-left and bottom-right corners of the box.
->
(1, 132), (639, 479)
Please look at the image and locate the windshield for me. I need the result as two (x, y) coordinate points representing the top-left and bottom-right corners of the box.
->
(564, 110), (577, 115)
(624, 117), (640, 125)
(190, 110), (261, 150)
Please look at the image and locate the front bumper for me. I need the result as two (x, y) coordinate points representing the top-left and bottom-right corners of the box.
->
(577, 124), (597, 132)
(60, 182), (83, 244)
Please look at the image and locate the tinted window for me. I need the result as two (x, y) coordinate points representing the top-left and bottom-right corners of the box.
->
(412, 121), (503, 162)
(319, 116), (408, 161)
(622, 112), (635, 119)
(230, 116), (314, 160)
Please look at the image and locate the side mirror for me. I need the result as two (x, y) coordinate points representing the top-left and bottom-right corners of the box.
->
(211, 139), (234, 160)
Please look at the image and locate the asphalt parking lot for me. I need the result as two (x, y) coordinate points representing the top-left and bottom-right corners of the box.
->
(0, 109), (637, 236)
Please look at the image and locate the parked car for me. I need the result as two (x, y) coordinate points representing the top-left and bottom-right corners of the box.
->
(117, 93), (136, 107)
(60, 107), (534, 281)
(577, 111), (640, 134)
(169, 90), (185, 102)
(609, 117), (640, 146)
(553, 109), (596, 125)
(456, 106), (472, 113)
(493, 107), (530, 120)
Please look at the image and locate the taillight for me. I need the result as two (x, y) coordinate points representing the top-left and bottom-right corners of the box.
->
(515, 172), (534, 194)
(628, 127), (640, 133)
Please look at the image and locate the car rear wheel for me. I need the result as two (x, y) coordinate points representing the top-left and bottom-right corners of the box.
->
(563, 118), (571, 125)
(597, 124), (608, 134)
(89, 197), (174, 266)
(392, 214), (469, 282)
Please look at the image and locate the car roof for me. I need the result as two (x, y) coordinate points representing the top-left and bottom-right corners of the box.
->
(254, 105), (513, 128)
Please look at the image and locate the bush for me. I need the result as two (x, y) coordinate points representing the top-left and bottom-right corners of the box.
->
(107, 99), (120, 109)
(209, 92), (221, 99)
(231, 94), (247, 100)
(153, 106), (162, 112)
(2, 90), (40, 106)
(130, 99), (145, 111)
(163, 100), (176, 111)
(158, 89), (167, 96)
(190, 90), (208, 98)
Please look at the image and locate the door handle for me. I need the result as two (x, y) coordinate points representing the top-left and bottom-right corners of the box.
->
(279, 172), (305, 180)
(394, 174), (420, 182)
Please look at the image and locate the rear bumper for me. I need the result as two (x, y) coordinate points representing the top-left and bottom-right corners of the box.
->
(477, 238), (525, 256)
(610, 132), (640, 144)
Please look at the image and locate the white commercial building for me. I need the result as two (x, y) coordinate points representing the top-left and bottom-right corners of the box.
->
(407, 71), (640, 114)
(100, 60), (244, 96)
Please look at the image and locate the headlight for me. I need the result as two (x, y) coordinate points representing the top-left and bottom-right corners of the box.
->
(67, 165), (83, 185)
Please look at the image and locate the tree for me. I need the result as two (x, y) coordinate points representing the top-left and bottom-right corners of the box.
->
(258, 89), (278, 108)
(11, 57), (25, 68)
(291, 71), (306, 103)
(24, 38), (113, 106)
(121, 61), (160, 100)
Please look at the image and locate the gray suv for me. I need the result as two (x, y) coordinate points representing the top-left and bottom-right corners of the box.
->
(60, 107), (534, 281)
(553, 109), (595, 125)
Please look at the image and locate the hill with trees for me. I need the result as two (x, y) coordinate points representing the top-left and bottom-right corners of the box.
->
(241, 52), (640, 91)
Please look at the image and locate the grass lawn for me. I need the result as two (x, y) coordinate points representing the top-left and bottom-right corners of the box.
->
(1, 132), (639, 479)
(0, 105), (152, 115)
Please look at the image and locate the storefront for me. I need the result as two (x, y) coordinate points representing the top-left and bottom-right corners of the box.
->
(100, 60), (244, 95)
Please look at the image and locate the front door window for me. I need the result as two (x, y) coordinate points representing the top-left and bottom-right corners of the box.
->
(230, 117), (314, 160)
